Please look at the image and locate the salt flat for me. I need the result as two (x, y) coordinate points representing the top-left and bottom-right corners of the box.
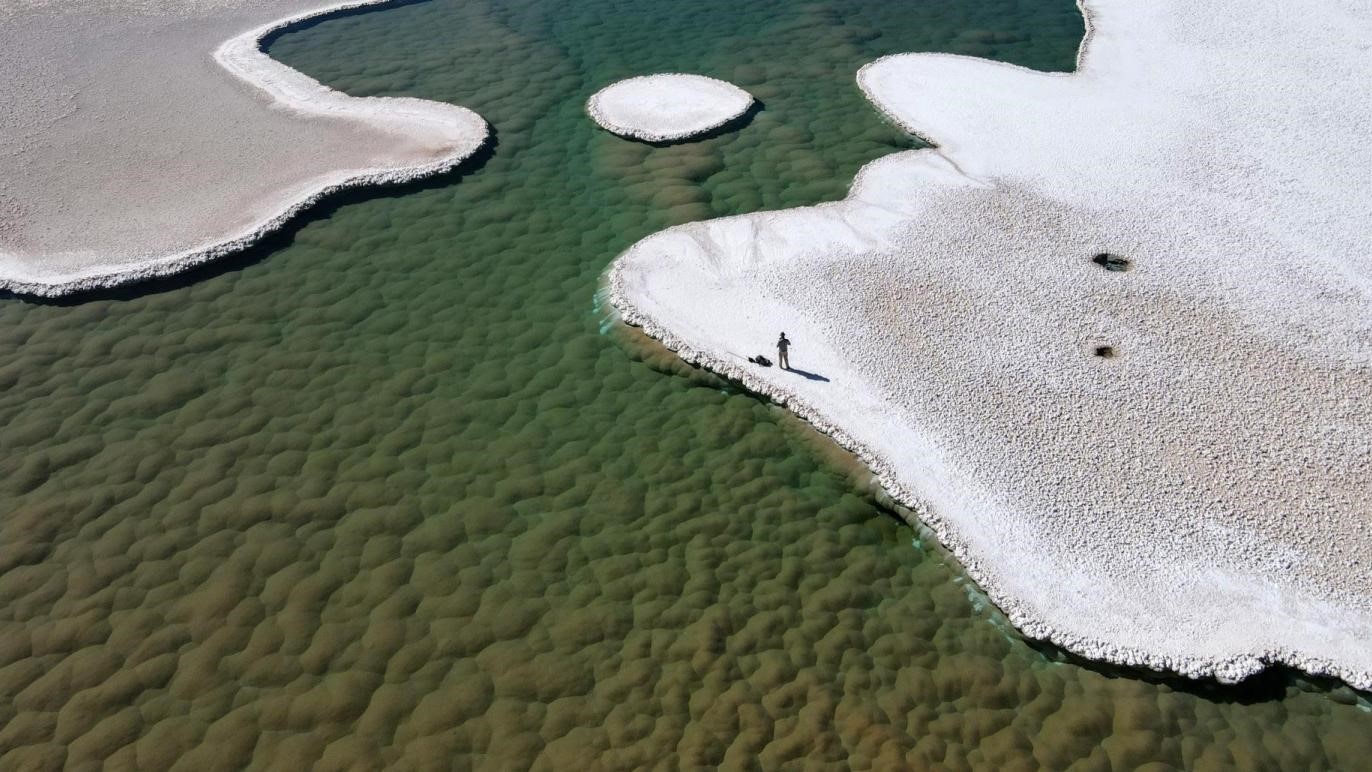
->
(611, 0), (1372, 686)
(0, 0), (486, 296)
(587, 74), (753, 142)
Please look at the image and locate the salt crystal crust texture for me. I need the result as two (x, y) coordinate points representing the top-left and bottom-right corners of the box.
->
(587, 74), (754, 142)
(611, 0), (1372, 688)
(0, 0), (488, 297)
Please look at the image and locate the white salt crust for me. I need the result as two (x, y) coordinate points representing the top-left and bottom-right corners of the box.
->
(586, 74), (754, 142)
(611, 0), (1372, 688)
(0, 0), (487, 297)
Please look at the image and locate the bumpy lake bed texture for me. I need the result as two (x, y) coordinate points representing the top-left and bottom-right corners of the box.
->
(1, 0), (1369, 769)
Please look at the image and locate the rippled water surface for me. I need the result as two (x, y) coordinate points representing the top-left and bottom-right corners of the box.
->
(2, 0), (1369, 768)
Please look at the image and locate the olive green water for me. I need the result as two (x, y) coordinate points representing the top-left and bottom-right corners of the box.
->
(1, 0), (1369, 768)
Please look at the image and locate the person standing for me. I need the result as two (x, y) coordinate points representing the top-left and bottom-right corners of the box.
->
(777, 332), (791, 370)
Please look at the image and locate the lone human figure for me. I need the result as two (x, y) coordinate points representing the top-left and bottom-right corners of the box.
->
(777, 332), (791, 370)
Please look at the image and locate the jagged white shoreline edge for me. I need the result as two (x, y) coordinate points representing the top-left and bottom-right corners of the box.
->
(607, 0), (1372, 692)
(609, 271), (1371, 691)
(585, 73), (755, 143)
(0, 0), (488, 299)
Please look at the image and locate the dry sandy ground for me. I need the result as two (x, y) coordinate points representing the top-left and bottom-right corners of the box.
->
(0, 0), (486, 296)
(611, 0), (1372, 687)
(587, 74), (753, 142)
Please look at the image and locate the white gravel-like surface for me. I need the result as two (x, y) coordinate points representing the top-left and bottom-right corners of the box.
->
(610, 0), (1372, 688)
(0, 0), (487, 297)
(586, 73), (754, 142)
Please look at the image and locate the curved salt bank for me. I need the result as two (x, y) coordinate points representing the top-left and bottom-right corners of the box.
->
(587, 74), (753, 142)
(0, 0), (488, 297)
(611, 0), (1372, 687)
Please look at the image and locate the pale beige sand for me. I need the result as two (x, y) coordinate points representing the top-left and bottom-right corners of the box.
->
(0, 0), (487, 296)
(611, 0), (1372, 686)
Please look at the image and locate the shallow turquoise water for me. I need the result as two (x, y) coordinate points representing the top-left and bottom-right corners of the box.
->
(0, 0), (1369, 768)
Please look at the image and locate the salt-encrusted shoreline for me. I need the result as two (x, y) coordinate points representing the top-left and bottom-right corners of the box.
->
(0, 0), (487, 298)
(610, 0), (1372, 689)
(609, 272), (1370, 689)
(586, 73), (754, 143)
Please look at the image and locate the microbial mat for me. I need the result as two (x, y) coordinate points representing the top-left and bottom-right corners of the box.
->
(0, 0), (1368, 768)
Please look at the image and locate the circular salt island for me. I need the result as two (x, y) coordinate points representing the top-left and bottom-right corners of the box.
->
(587, 73), (754, 142)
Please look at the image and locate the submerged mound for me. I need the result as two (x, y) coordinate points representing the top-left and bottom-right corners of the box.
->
(610, 0), (1372, 687)
(587, 73), (753, 142)
(0, 0), (487, 297)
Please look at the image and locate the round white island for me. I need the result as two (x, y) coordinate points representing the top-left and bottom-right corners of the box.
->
(586, 73), (754, 142)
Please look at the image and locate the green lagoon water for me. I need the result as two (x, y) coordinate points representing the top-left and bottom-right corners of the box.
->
(1, 0), (1370, 768)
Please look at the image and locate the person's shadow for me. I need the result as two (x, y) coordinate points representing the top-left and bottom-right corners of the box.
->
(786, 367), (829, 382)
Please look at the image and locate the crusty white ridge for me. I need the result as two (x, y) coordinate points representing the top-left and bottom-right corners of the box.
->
(0, 0), (487, 297)
(586, 73), (754, 142)
(610, 0), (1372, 688)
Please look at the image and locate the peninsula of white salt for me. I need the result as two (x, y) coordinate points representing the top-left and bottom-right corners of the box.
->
(0, 0), (487, 297)
(611, 0), (1372, 687)
(587, 74), (753, 142)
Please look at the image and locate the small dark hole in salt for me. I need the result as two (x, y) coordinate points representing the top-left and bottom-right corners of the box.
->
(1094, 345), (1116, 358)
(1092, 253), (1131, 272)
